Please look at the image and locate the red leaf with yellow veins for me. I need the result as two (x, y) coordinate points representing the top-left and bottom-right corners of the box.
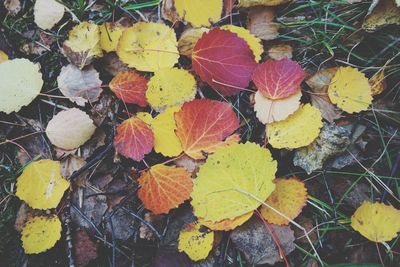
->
(174, 99), (240, 159)
(192, 28), (257, 96)
(252, 58), (305, 100)
(138, 164), (193, 214)
(114, 117), (154, 161)
(109, 71), (148, 107)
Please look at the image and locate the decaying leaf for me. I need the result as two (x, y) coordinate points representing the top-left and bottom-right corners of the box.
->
(114, 117), (154, 161)
(21, 215), (62, 254)
(192, 28), (257, 96)
(153, 249), (191, 267)
(57, 64), (103, 106)
(267, 104), (323, 149)
(73, 229), (99, 267)
(221, 24), (263, 61)
(0, 58), (43, 114)
(362, 0), (400, 32)
(328, 66), (372, 113)
(174, 99), (239, 159)
(294, 123), (351, 174)
(230, 217), (295, 265)
(260, 178), (308, 225)
(191, 142), (277, 222)
(16, 160), (70, 210)
(254, 89), (301, 124)
(34, 0), (65, 30)
(247, 7), (279, 40)
(370, 69), (386, 96)
(351, 201), (400, 242)
(178, 27), (209, 57)
(109, 71), (148, 107)
(4, 0), (21, 16)
(146, 68), (196, 111)
(252, 58), (305, 99)
(99, 22), (123, 52)
(178, 222), (214, 261)
(174, 0), (223, 27)
(117, 22), (179, 72)
(199, 212), (253, 231)
(238, 0), (292, 7)
(46, 108), (96, 150)
(268, 44), (293, 60)
(138, 164), (193, 214)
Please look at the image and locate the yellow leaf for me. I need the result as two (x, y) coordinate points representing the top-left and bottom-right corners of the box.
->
(0, 58), (43, 114)
(267, 104), (323, 149)
(34, 0), (65, 30)
(191, 142), (277, 222)
(137, 107), (183, 157)
(99, 22), (124, 52)
(117, 22), (179, 72)
(221, 25), (263, 61)
(178, 222), (214, 261)
(328, 66), (372, 114)
(254, 90), (301, 124)
(64, 22), (102, 59)
(21, 215), (62, 254)
(370, 69), (386, 96)
(239, 0), (292, 7)
(16, 160), (70, 210)
(0, 50), (8, 63)
(351, 201), (400, 242)
(199, 211), (253, 231)
(46, 108), (96, 150)
(146, 68), (196, 111)
(260, 177), (308, 225)
(178, 27), (209, 57)
(174, 0), (223, 27)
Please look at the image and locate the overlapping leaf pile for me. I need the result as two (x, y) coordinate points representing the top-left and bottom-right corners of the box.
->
(1, 0), (399, 264)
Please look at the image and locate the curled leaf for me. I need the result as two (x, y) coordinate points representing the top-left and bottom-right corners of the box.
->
(178, 27), (209, 57)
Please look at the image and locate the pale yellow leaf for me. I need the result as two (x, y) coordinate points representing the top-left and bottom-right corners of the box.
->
(178, 27), (209, 57)
(99, 22), (124, 52)
(34, 0), (65, 30)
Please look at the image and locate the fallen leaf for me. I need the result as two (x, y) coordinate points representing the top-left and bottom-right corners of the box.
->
(101, 52), (130, 76)
(223, 0), (236, 15)
(267, 104), (323, 149)
(46, 108), (96, 150)
(16, 160), (69, 210)
(363, 0), (400, 32)
(252, 58), (305, 99)
(306, 67), (342, 123)
(4, 0), (21, 16)
(254, 89), (301, 124)
(328, 66), (372, 113)
(138, 164), (193, 214)
(153, 249), (191, 267)
(146, 68), (196, 111)
(139, 212), (164, 240)
(73, 229), (99, 267)
(174, 99), (240, 159)
(114, 117), (154, 161)
(99, 22), (123, 52)
(0, 58), (43, 114)
(293, 123), (351, 174)
(370, 69), (386, 96)
(260, 177), (308, 225)
(221, 24), (263, 61)
(178, 27), (209, 57)
(21, 215), (62, 254)
(161, 0), (180, 23)
(191, 142), (277, 222)
(247, 7), (279, 40)
(105, 209), (136, 240)
(238, 0), (292, 7)
(14, 203), (42, 232)
(109, 71), (148, 107)
(351, 201), (400, 242)
(174, 0), (223, 27)
(178, 222), (214, 261)
(60, 155), (88, 186)
(0, 50), (8, 63)
(63, 22), (102, 68)
(268, 44), (293, 60)
(57, 64), (103, 106)
(34, 0), (65, 30)
(173, 154), (205, 176)
(117, 22), (179, 72)
(199, 212), (253, 231)
(230, 217), (295, 265)
(192, 28), (257, 96)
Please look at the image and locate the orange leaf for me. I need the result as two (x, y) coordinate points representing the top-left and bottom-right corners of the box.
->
(260, 177), (308, 225)
(174, 99), (240, 159)
(114, 117), (154, 161)
(138, 164), (193, 214)
(109, 71), (148, 107)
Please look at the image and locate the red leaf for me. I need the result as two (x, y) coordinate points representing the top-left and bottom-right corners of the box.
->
(174, 99), (240, 159)
(192, 28), (257, 96)
(109, 71), (148, 107)
(114, 117), (154, 161)
(138, 164), (193, 214)
(252, 59), (305, 100)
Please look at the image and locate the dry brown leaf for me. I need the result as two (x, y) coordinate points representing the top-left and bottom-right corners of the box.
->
(60, 155), (88, 186)
(247, 7), (279, 40)
(4, 0), (21, 16)
(370, 69), (386, 96)
(363, 0), (400, 32)
(161, 0), (180, 23)
(268, 44), (293, 60)
(254, 90), (301, 124)
(57, 64), (103, 106)
(73, 229), (99, 267)
(178, 27), (209, 57)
